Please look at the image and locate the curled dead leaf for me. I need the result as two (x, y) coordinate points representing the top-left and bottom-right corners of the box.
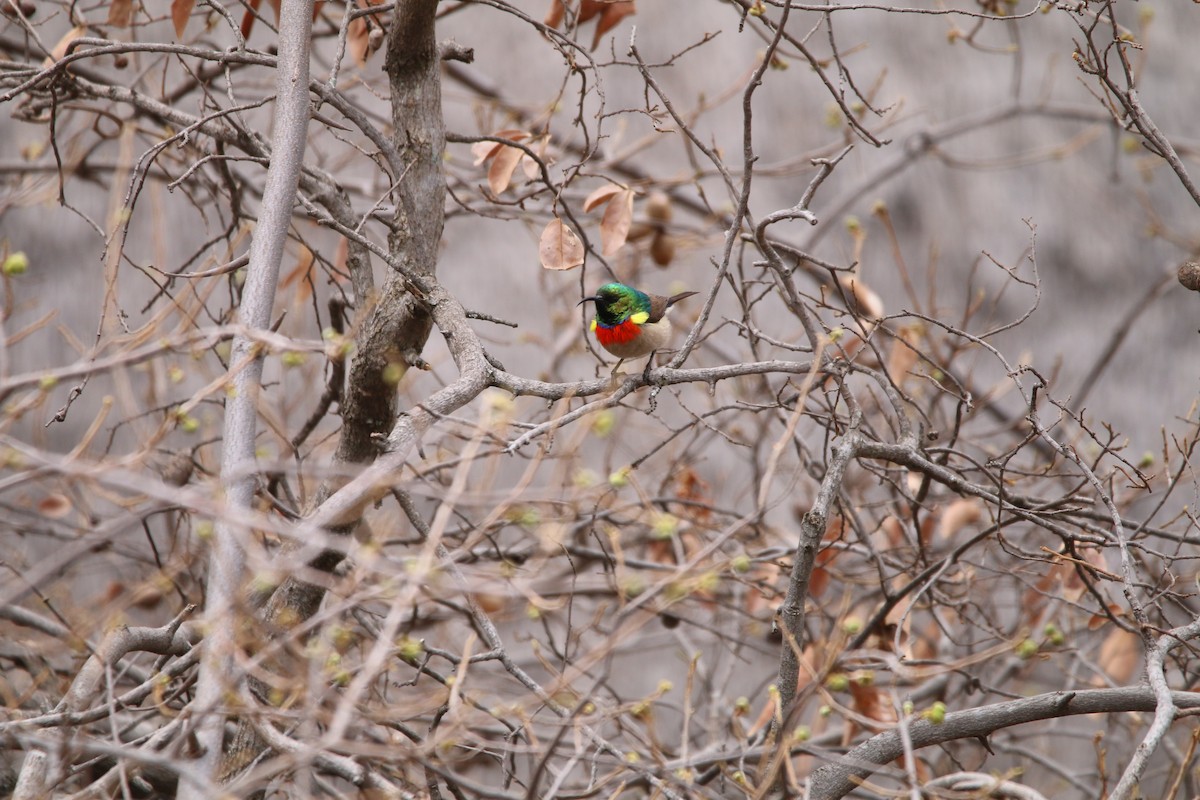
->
(171, 0), (195, 38)
(886, 324), (921, 388)
(107, 0), (134, 27)
(938, 498), (982, 540)
(588, 0), (636, 49)
(45, 26), (86, 67)
(838, 274), (885, 323)
(583, 183), (624, 213)
(521, 136), (551, 181)
(38, 493), (72, 519)
(544, 0), (637, 50)
(1095, 628), (1141, 684)
(538, 219), (584, 270)
(600, 189), (634, 257)
(488, 144), (525, 195)
(471, 129), (529, 166)
(348, 17), (372, 66)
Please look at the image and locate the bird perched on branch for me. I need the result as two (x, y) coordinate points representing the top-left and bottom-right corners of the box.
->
(579, 282), (697, 374)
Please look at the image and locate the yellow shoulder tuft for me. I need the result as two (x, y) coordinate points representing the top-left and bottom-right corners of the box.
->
(630, 311), (650, 325)
(589, 318), (598, 332)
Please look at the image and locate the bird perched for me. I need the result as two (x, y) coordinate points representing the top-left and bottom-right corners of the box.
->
(579, 282), (697, 373)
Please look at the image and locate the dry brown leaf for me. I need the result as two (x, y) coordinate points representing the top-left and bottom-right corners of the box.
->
(938, 498), (982, 540)
(171, 0), (195, 38)
(918, 513), (935, 548)
(600, 188), (634, 256)
(488, 145), (525, 195)
(131, 584), (166, 609)
(281, 244), (315, 304)
(240, 0), (262, 40)
(885, 324), (921, 388)
(38, 493), (72, 519)
(909, 618), (941, 661)
(744, 562), (782, 618)
(838, 274), (885, 322)
(471, 129), (529, 166)
(45, 26), (86, 66)
(850, 681), (895, 729)
(1057, 547), (1110, 604)
(879, 515), (905, 549)
(1088, 604), (1125, 631)
(543, 0), (565, 27)
(538, 219), (584, 271)
(521, 136), (550, 180)
(332, 236), (351, 284)
(107, 0), (133, 27)
(809, 545), (840, 599)
(471, 140), (501, 165)
(470, 593), (509, 615)
(675, 468), (712, 522)
(583, 183), (624, 213)
(546, 0), (609, 28)
(348, 17), (370, 66)
(1096, 628), (1141, 684)
(543, 1), (637, 50)
(590, 0), (635, 49)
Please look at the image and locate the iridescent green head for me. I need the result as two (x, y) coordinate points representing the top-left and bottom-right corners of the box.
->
(584, 283), (651, 326)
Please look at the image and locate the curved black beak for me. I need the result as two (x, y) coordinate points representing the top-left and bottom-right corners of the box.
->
(577, 296), (598, 306)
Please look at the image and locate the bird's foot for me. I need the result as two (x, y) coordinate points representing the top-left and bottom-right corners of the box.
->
(606, 360), (627, 392)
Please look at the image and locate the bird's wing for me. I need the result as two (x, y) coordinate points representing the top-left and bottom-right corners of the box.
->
(648, 290), (697, 323)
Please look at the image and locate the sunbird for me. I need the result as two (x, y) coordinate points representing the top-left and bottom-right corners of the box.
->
(579, 282), (697, 373)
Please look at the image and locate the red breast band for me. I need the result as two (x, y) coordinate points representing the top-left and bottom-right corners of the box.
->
(594, 318), (641, 347)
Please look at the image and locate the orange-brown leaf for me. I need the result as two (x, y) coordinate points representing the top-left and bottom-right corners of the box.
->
(488, 145), (524, 195)
(538, 219), (585, 271)
(1088, 604), (1125, 631)
(1096, 628), (1141, 684)
(885, 324), (920, 388)
(591, 0), (635, 49)
(850, 681), (895, 728)
(546, 0), (636, 48)
(471, 129), (529, 166)
(600, 189), (634, 256)
(938, 498), (982, 540)
(544, 0), (565, 27)
(171, 0), (195, 38)
(240, 0), (262, 40)
(519, 154), (539, 182)
(38, 493), (73, 519)
(471, 140), (502, 166)
(281, 244), (316, 304)
(577, 0), (605, 23)
(879, 515), (905, 549)
(583, 183), (624, 213)
(674, 468), (712, 522)
(107, 0), (133, 27)
(348, 17), (370, 66)
(45, 26), (85, 66)
(332, 236), (351, 284)
(743, 562), (782, 618)
(809, 546), (839, 598)
(838, 274), (885, 322)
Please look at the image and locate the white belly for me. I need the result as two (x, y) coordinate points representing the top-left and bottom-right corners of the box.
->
(604, 317), (672, 358)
